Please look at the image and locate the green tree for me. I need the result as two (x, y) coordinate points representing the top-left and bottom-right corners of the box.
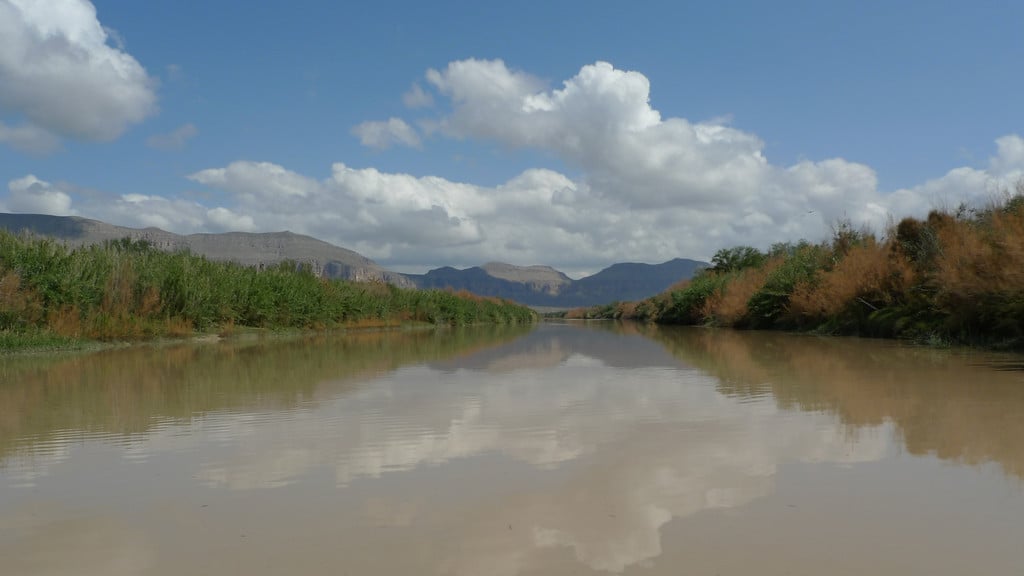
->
(710, 246), (766, 273)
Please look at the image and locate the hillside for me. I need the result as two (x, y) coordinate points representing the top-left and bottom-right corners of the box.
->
(0, 213), (707, 306)
(407, 258), (707, 307)
(479, 262), (572, 295)
(557, 259), (707, 304)
(0, 213), (412, 287)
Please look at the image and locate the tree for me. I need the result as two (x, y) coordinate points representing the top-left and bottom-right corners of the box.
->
(710, 246), (766, 273)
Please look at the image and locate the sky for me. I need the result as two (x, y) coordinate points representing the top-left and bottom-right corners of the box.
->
(1, 0), (1022, 277)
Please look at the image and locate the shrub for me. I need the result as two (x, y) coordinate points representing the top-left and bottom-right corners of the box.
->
(702, 258), (781, 326)
(746, 242), (830, 328)
(710, 246), (766, 273)
(659, 272), (731, 324)
(789, 240), (916, 333)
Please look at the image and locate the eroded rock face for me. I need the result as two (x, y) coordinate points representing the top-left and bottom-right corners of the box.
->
(0, 213), (413, 287)
(479, 262), (572, 295)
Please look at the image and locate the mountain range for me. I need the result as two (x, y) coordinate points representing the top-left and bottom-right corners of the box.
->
(405, 259), (705, 307)
(0, 213), (706, 307)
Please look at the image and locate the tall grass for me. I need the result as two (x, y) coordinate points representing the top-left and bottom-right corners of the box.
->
(929, 195), (1024, 343)
(566, 185), (1024, 349)
(788, 239), (916, 333)
(702, 258), (781, 326)
(0, 233), (535, 343)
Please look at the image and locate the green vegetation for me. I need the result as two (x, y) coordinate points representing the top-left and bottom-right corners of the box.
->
(0, 327), (89, 353)
(709, 245), (767, 273)
(565, 186), (1024, 349)
(0, 232), (535, 347)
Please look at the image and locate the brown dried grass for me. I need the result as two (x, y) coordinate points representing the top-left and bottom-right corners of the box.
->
(702, 258), (781, 326)
(933, 207), (1024, 300)
(164, 317), (194, 337)
(789, 241), (915, 321)
(47, 306), (83, 338)
(0, 272), (44, 325)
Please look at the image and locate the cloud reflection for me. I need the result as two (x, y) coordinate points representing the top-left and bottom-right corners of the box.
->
(178, 325), (890, 572)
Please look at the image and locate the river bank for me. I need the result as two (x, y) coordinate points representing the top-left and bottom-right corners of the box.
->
(558, 188), (1024, 351)
(0, 231), (536, 352)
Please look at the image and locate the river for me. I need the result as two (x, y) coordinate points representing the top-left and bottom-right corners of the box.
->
(2, 321), (1023, 575)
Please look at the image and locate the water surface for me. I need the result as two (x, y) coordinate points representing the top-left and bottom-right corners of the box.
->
(2, 323), (1023, 575)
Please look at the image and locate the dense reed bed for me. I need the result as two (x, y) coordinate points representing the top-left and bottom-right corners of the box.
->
(0, 233), (535, 347)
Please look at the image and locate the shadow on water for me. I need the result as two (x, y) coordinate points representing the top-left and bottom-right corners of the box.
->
(642, 324), (1024, 479)
(0, 324), (534, 463)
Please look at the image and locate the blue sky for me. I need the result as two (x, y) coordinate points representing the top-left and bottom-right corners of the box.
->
(1, 0), (1022, 275)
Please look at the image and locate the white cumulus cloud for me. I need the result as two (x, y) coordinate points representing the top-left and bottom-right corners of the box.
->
(205, 207), (256, 232)
(1, 174), (256, 236)
(351, 117), (422, 149)
(6, 59), (1024, 276)
(402, 83), (434, 108)
(0, 0), (157, 150)
(425, 59), (871, 213)
(6, 175), (75, 215)
(189, 161), (488, 256)
(0, 122), (60, 153)
(178, 129), (1024, 275)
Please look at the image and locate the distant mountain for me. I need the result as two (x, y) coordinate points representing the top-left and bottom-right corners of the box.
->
(558, 259), (707, 304)
(407, 258), (707, 307)
(0, 213), (413, 287)
(409, 266), (563, 304)
(479, 262), (572, 295)
(0, 213), (707, 304)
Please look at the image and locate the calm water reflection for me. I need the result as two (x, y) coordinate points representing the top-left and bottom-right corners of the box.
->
(1, 322), (1023, 575)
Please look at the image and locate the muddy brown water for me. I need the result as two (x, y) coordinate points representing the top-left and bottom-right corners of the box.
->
(2, 322), (1023, 575)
